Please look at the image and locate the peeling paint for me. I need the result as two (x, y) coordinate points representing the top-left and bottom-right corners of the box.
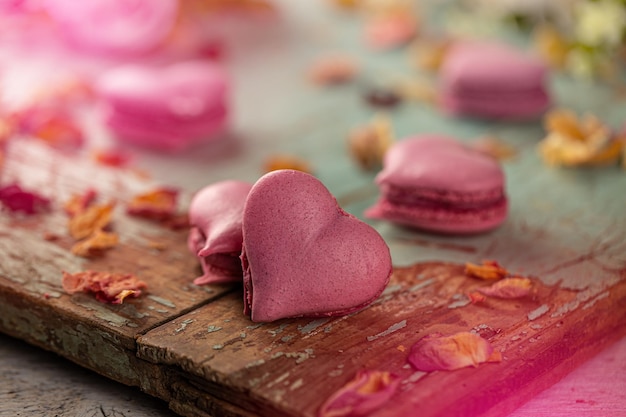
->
(245, 359), (266, 369)
(147, 295), (176, 309)
(268, 371), (290, 387)
(268, 323), (289, 336)
(290, 378), (304, 391)
(409, 278), (436, 292)
(582, 291), (610, 310)
(366, 320), (407, 342)
(175, 319), (195, 333)
(448, 294), (471, 309)
(298, 318), (330, 334)
(207, 325), (223, 333)
(73, 298), (131, 327)
(528, 304), (550, 321)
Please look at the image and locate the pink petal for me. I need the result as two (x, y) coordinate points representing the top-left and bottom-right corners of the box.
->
(408, 332), (499, 372)
(0, 183), (51, 214)
(478, 277), (532, 299)
(318, 370), (399, 417)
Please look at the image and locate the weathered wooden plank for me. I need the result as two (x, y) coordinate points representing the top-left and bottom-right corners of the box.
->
(0, 141), (233, 386)
(137, 262), (626, 417)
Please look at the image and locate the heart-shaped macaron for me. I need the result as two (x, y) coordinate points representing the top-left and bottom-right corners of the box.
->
(188, 180), (252, 285)
(96, 60), (228, 152)
(242, 170), (392, 322)
(366, 135), (508, 234)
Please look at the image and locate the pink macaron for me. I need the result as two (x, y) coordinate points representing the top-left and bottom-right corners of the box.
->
(365, 135), (508, 234)
(242, 169), (392, 322)
(188, 180), (252, 285)
(95, 60), (228, 152)
(439, 41), (550, 120)
(43, 0), (179, 56)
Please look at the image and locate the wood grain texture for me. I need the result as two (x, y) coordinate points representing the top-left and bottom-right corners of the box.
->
(0, 141), (233, 387)
(136, 262), (626, 417)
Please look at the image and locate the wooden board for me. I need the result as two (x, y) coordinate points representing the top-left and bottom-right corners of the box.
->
(1, 2), (626, 416)
(1, 138), (625, 417)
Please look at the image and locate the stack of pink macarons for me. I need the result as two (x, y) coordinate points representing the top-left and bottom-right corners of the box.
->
(439, 41), (550, 120)
(366, 134), (508, 234)
(95, 60), (229, 152)
(188, 170), (393, 322)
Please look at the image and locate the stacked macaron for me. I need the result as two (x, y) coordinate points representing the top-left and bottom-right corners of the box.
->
(95, 60), (228, 152)
(188, 170), (392, 322)
(439, 41), (550, 120)
(366, 135), (508, 234)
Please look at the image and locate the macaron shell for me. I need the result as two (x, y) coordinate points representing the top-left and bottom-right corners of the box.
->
(242, 170), (392, 322)
(188, 180), (252, 284)
(44, 0), (178, 56)
(376, 135), (504, 194)
(440, 89), (549, 120)
(366, 135), (508, 234)
(441, 41), (547, 93)
(95, 61), (229, 151)
(97, 62), (228, 116)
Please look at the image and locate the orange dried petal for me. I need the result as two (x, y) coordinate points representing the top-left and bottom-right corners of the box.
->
(467, 291), (486, 304)
(68, 202), (115, 240)
(545, 109), (585, 140)
(92, 149), (132, 168)
(464, 260), (508, 280)
(264, 155), (312, 174)
(308, 55), (359, 86)
(71, 229), (119, 257)
(407, 332), (497, 372)
(471, 136), (517, 161)
(127, 187), (178, 221)
(64, 188), (98, 217)
(62, 270), (147, 304)
(478, 277), (532, 299)
(318, 370), (399, 417)
(347, 114), (394, 170)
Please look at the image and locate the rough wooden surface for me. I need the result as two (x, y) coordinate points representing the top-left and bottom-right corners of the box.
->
(1, 1), (626, 416)
(136, 263), (626, 417)
(0, 141), (233, 388)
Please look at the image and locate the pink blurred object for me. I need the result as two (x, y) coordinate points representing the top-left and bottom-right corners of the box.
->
(95, 60), (229, 152)
(43, 0), (179, 56)
(439, 41), (550, 120)
(0, 183), (51, 215)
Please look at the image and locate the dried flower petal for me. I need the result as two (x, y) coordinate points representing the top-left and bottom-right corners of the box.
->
(62, 270), (147, 304)
(408, 37), (452, 72)
(0, 183), (51, 215)
(539, 109), (622, 167)
(92, 149), (132, 168)
(365, 14), (417, 50)
(71, 229), (119, 257)
(318, 370), (399, 417)
(264, 155), (312, 174)
(478, 277), (532, 299)
(533, 25), (571, 69)
(465, 260), (508, 280)
(14, 106), (84, 150)
(127, 187), (179, 221)
(348, 114), (394, 170)
(68, 202), (115, 240)
(64, 188), (98, 217)
(309, 55), (359, 86)
(467, 291), (486, 304)
(471, 136), (517, 161)
(408, 332), (500, 372)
